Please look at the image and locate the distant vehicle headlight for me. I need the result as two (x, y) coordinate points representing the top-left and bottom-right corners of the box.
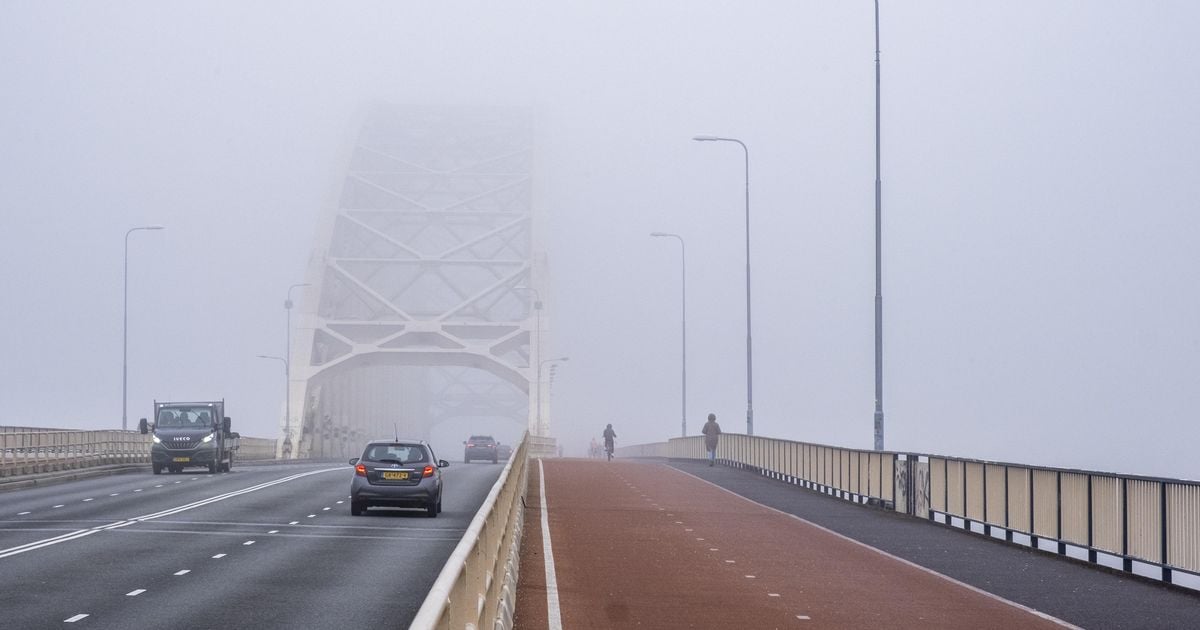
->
(201, 433), (215, 443)
(152, 435), (161, 444)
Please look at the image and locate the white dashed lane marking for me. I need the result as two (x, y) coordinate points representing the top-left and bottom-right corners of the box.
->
(306, 514), (316, 518)
(267, 530), (279, 534)
(82, 498), (93, 502)
(724, 560), (735, 564)
(126, 589), (146, 597)
(154, 485), (163, 488)
(109, 493), (119, 496)
(322, 507), (331, 511)
(64, 614), (89, 623)
(134, 489), (143, 492)
(174, 570), (190, 576)
(288, 521), (299, 525)
(768, 593), (780, 597)
(243, 540), (255, 546)
(17, 512), (30, 516)
(52, 505), (64, 509)
(797, 615), (811, 621)
(212, 554), (226, 559)
(335, 500), (344, 504)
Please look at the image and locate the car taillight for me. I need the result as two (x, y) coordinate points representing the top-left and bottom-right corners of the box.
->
(423, 465), (435, 478)
(489, 444), (495, 448)
(355, 464), (367, 477)
(467, 443), (475, 447)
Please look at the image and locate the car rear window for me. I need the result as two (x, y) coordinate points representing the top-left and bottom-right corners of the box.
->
(468, 435), (495, 442)
(364, 443), (428, 464)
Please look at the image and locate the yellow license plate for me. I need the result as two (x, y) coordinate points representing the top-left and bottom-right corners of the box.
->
(172, 457), (190, 463)
(381, 471), (409, 480)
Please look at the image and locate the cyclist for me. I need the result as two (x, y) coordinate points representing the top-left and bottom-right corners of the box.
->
(602, 423), (617, 461)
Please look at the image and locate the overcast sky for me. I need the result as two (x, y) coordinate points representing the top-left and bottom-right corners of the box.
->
(2, 2), (1197, 479)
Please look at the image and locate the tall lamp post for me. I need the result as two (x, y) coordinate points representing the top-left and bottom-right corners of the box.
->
(537, 356), (568, 437)
(693, 135), (753, 436)
(284, 283), (310, 452)
(873, 0), (885, 451)
(650, 232), (687, 437)
(123, 225), (165, 431)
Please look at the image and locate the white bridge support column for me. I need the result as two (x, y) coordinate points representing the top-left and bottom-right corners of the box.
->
(282, 106), (551, 458)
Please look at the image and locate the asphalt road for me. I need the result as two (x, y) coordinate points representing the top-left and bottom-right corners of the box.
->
(0, 459), (506, 629)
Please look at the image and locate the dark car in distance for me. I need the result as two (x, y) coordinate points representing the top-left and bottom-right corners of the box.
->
(349, 440), (448, 517)
(496, 443), (513, 461)
(463, 435), (498, 463)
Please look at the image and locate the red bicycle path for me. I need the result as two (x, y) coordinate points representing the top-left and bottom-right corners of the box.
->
(513, 458), (1073, 629)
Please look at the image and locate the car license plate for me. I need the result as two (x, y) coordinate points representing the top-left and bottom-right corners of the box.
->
(172, 457), (190, 463)
(381, 471), (409, 480)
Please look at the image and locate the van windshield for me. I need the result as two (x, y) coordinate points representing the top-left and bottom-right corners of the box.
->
(156, 407), (216, 429)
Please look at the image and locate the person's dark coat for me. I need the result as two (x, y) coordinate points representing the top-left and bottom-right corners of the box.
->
(702, 418), (721, 450)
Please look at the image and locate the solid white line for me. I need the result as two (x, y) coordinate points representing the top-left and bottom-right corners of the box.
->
(64, 614), (88, 623)
(668, 465), (1082, 629)
(174, 569), (190, 576)
(0, 468), (341, 562)
(126, 589), (146, 596)
(538, 459), (564, 630)
(0, 529), (98, 558)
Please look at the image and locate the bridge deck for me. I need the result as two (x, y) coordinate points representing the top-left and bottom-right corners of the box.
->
(514, 459), (1124, 629)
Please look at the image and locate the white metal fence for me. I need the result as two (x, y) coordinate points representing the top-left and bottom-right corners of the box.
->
(410, 432), (530, 630)
(619, 434), (1200, 590)
(1, 426), (279, 478)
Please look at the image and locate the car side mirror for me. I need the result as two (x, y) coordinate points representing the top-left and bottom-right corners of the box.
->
(222, 417), (231, 434)
(438, 459), (450, 468)
(138, 418), (148, 435)
(349, 458), (359, 465)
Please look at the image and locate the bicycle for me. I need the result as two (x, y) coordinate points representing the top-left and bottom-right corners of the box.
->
(604, 441), (614, 461)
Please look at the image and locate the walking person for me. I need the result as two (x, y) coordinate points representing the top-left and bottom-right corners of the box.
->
(701, 413), (721, 466)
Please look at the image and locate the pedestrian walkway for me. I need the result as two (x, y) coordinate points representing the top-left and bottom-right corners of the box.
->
(514, 458), (1088, 629)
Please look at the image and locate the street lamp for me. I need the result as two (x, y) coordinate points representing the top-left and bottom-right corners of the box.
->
(872, 0), (886, 451)
(123, 225), (164, 431)
(537, 356), (568, 437)
(693, 135), (754, 436)
(650, 232), (687, 437)
(284, 283), (310, 451)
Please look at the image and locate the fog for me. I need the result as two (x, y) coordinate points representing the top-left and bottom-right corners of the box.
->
(2, 2), (1198, 479)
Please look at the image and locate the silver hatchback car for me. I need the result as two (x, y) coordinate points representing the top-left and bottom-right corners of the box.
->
(349, 440), (449, 517)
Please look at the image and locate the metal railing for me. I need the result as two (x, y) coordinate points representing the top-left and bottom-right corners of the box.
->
(621, 434), (896, 507)
(927, 455), (1200, 587)
(410, 432), (530, 630)
(1, 430), (151, 477)
(620, 433), (1200, 590)
(1, 427), (280, 478)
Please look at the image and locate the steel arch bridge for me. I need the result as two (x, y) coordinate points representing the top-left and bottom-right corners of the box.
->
(281, 106), (550, 459)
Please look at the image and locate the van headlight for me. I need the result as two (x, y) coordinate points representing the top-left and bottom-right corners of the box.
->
(152, 435), (161, 444)
(201, 433), (215, 443)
